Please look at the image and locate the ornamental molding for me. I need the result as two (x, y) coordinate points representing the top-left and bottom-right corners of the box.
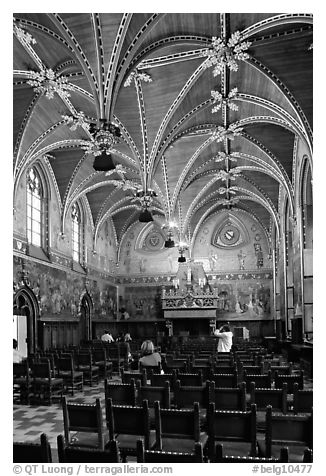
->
(27, 68), (74, 100)
(201, 31), (251, 75)
(211, 87), (239, 113)
(124, 69), (152, 87)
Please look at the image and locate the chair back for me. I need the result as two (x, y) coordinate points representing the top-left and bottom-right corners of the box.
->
(250, 382), (287, 413)
(214, 443), (288, 463)
(62, 396), (104, 449)
(57, 357), (73, 373)
(209, 371), (238, 388)
(175, 372), (203, 387)
(174, 380), (211, 409)
(212, 364), (236, 375)
(13, 433), (52, 463)
(150, 372), (175, 388)
(121, 369), (147, 386)
(136, 439), (203, 463)
(32, 362), (51, 379)
(76, 352), (92, 367)
(154, 401), (200, 447)
(274, 371), (304, 393)
(244, 370), (272, 389)
(265, 405), (313, 458)
(13, 361), (30, 379)
(107, 399), (151, 449)
(57, 434), (120, 463)
(211, 382), (246, 411)
(105, 379), (136, 406)
(241, 365), (262, 375)
(136, 380), (170, 408)
(207, 402), (257, 459)
(293, 383), (313, 414)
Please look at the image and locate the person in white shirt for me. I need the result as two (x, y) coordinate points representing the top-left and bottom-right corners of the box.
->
(101, 330), (114, 343)
(13, 339), (25, 363)
(214, 325), (233, 352)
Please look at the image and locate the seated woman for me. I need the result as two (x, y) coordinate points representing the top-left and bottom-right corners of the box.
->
(138, 340), (161, 367)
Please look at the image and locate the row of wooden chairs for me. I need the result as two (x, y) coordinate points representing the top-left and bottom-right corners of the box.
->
(14, 432), (312, 463)
(121, 366), (305, 393)
(59, 392), (313, 463)
(106, 378), (312, 416)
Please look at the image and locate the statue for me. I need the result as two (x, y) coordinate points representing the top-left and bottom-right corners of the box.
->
(237, 249), (246, 270)
(209, 251), (218, 271)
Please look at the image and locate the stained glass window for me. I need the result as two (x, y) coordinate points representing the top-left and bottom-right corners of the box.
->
(72, 203), (81, 262)
(27, 168), (43, 247)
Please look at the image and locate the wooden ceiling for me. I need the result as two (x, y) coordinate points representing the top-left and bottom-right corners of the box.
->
(13, 13), (313, 248)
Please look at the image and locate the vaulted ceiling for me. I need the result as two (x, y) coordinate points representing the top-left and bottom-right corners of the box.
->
(13, 13), (313, 246)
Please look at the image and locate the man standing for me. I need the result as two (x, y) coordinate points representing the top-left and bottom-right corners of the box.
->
(214, 325), (233, 352)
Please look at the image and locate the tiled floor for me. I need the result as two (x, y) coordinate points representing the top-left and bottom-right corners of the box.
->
(13, 375), (121, 461)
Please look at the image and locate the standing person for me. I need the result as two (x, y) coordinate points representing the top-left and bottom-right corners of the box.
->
(138, 340), (161, 367)
(101, 330), (114, 343)
(214, 325), (233, 352)
(13, 339), (25, 363)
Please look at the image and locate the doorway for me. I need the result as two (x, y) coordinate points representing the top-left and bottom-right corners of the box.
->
(13, 287), (39, 355)
(79, 293), (93, 343)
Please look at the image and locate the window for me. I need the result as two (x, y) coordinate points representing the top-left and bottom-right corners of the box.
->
(27, 167), (43, 247)
(72, 202), (82, 262)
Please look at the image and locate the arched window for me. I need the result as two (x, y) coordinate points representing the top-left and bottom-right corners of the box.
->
(71, 202), (82, 262)
(27, 167), (43, 247)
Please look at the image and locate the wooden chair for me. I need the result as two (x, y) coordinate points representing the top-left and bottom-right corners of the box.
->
(210, 382), (247, 411)
(107, 398), (156, 461)
(57, 356), (83, 396)
(257, 405), (313, 462)
(207, 402), (258, 460)
(270, 364), (293, 378)
(214, 443), (288, 463)
(293, 383), (313, 414)
(190, 363), (213, 381)
(240, 364), (263, 375)
(62, 396), (109, 449)
(13, 433), (52, 463)
(136, 380), (171, 409)
(92, 348), (113, 380)
(243, 370), (272, 389)
(153, 400), (208, 453)
(136, 439), (203, 463)
(105, 344), (127, 372)
(209, 371), (238, 388)
(31, 361), (64, 405)
(174, 380), (212, 410)
(150, 372), (176, 388)
(274, 371), (304, 393)
(250, 382), (288, 413)
(212, 364), (236, 375)
(175, 372), (203, 387)
(57, 434), (120, 463)
(105, 378), (136, 407)
(13, 361), (32, 404)
(121, 369), (146, 386)
(76, 352), (99, 386)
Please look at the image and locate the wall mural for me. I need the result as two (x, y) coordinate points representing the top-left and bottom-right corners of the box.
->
(122, 286), (162, 319)
(13, 256), (117, 319)
(208, 276), (272, 319)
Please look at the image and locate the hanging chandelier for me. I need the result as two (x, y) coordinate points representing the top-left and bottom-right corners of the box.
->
(136, 189), (157, 222)
(162, 220), (178, 248)
(177, 240), (189, 263)
(80, 119), (121, 171)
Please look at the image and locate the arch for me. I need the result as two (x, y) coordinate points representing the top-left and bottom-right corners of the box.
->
(13, 286), (40, 354)
(79, 291), (93, 342)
